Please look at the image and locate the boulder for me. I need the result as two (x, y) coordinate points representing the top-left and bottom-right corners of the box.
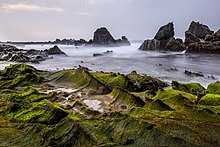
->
(154, 22), (174, 40)
(46, 45), (66, 55)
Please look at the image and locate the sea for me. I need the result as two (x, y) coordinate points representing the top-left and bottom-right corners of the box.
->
(1, 41), (220, 87)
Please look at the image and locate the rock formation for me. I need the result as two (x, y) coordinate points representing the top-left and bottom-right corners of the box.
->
(1, 64), (220, 146)
(139, 22), (185, 51)
(0, 44), (66, 63)
(185, 21), (214, 46)
(185, 21), (220, 54)
(92, 27), (130, 46)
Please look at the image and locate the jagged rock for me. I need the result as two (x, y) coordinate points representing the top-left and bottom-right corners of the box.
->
(139, 22), (185, 51)
(185, 21), (214, 40)
(186, 42), (220, 54)
(138, 39), (160, 50)
(74, 39), (89, 46)
(154, 22), (174, 40)
(46, 45), (66, 55)
(93, 27), (116, 45)
(92, 27), (130, 46)
(9, 54), (30, 62)
(184, 70), (204, 77)
(166, 37), (185, 51)
(205, 29), (220, 42)
(185, 31), (200, 46)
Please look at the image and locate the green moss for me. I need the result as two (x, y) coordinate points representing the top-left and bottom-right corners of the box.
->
(172, 81), (205, 96)
(110, 87), (145, 110)
(153, 89), (196, 112)
(127, 70), (168, 92)
(49, 69), (110, 94)
(144, 99), (174, 111)
(207, 81), (220, 95)
(72, 101), (100, 117)
(198, 94), (220, 106)
(13, 99), (68, 124)
(1, 64), (37, 79)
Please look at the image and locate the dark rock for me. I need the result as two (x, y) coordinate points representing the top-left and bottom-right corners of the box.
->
(186, 42), (220, 54)
(185, 21), (214, 40)
(166, 37), (185, 51)
(8, 103), (21, 112)
(139, 39), (160, 50)
(92, 27), (130, 46)
(93, 27), (115, 45)
(205, 29), (220, 42)
(93, 50), (113, 57)
(185, 31), (200, 46)
(154, 22), (174, 40)
(184, 70), (204, 77)
(46, 45), (66, 55)
(9, 54), (30, 62)
(139, 22), (185, 51)
(74, 39), (89, 46)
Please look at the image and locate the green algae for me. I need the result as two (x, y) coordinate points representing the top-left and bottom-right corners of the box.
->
(110, 87), (145, 110)
(153, 89), (197, 112)
(12, 99), (68, 124)
(207, 81), (220, 95)
(127, 70), (168, 92)
(172, 81), (205, 96)
(198, 94), (220, 106)
(49, 69), (110, 94)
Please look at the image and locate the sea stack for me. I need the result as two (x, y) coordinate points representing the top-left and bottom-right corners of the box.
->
(139, 22), (185, 51)
(92, 27), (130, 46)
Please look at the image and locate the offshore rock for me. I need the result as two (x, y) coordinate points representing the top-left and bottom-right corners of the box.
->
(154, 22), (174, 40)
(92, 27), (130, 46)
(185, 21), (214, 40)
(45, 45), (66, 55)
(139, 22), (185, 51)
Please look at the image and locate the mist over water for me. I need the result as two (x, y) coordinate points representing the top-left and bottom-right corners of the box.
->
(1, 42), (220, 87)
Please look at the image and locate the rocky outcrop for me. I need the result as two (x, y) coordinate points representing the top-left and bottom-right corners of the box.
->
(185, 22), (220, 54)
(154, 22), (174, 40)
(45, 45), (66, 55)
(0, 44), (66, 63)
(186, 21), (214, 40)
(185, 21), (214, 46)
(139, 22), (185, 51)
(92, 27), (130, 46)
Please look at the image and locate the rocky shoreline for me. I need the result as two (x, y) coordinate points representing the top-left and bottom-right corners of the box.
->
(139, 21), (220, 54)
(0, 63), (220, 146)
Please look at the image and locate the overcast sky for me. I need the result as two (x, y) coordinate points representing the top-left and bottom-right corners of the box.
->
(0, 0), (219, 41)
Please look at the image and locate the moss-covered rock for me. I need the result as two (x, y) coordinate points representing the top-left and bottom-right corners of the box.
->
(198, 94), (220, 106)
(153, 88), (196, 112)
(207, 81), (220, 95)
(172, 81), (205, 96)
(48, 69), (110, 94)
(127, 70), (168, 92)
(144, 99), (174, 111)
(11, 99), (68, 124)
(0, 64), (43, 89)
(110, 87), (145, 111)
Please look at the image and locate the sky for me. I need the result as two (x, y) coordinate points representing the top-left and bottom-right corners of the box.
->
(0, 0), (219, 41)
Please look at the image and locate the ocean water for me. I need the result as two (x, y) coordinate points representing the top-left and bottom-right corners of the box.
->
(1, 42), (220, 87)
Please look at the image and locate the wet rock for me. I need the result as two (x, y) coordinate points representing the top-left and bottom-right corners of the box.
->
(185, 21), (214, 40)
(93, 27), (116, 45)
(184, 70), (204, 77)
(9, 53), (30, 62)
(92, 27), (130, 46)
(171, 81), (205, 96)
(45, 45), (66, 55)
(205, 29), (220, 42)
(139, 22), (185, 51)
(186, 42), (220, 54)
(154, 22), (174, 40)
(93, 50), (113, 57)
